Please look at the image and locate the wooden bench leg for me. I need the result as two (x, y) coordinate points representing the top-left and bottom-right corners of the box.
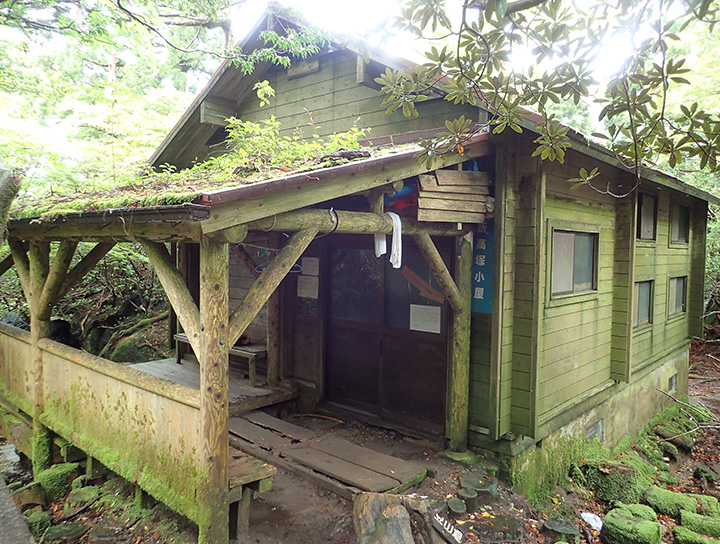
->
(248, 355), (256, 387)
(229, 486), (252, 541)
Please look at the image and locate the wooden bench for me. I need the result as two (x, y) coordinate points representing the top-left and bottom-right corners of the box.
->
(228, 448), (276, 540)
(174, 333), (267, 386)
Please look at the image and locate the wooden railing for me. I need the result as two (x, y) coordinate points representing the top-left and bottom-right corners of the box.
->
(0, 323), (33, 414)
(0, 324), (205, 524)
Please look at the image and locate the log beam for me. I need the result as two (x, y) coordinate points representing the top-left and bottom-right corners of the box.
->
(58, 242), (115, 299)
(0, 253), (14, 277)
(247, 210), (468, 237)
(37, 240), (77, 320)
(197, 237), (230, 544)
(413, 232), (463, 314)
(142, 241), (202, 355)
(227, 228), (318, 347)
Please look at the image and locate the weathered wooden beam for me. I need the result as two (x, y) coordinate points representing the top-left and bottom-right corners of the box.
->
(266, 234), (281, 386)
(247, 210), (469, 236)
(58, 242), (115, 300)
(8, 239), (32, 305)
(227, 228), (318, 347)
(197, 237), (230, 544)
(37, 240), (77, 321)
(200, 95), (236, 126)
(413, 232), (463, 314)
(448, 234), (472, 452)
(8, 221), (204, 243)
(142, 241), (202, 355)
(0, 253), (13, 277)
(211, 224), (248, 244)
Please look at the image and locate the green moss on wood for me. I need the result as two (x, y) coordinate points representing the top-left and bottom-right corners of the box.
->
(644, 486), (701, 518)
(37, 462), (79, 503)
(601, 507), (662, 544)
(681, 510), (720, 537)
(674, 526), (720, 544)
(25, 510), (51, 537)
(582, 460), (653, 503)
(32, 426), (53, 475)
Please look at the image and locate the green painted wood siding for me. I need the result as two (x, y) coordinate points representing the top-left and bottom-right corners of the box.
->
(537, 159), (615, 428)
(630, 190), (695, 373)
(235, 50), (479, 142)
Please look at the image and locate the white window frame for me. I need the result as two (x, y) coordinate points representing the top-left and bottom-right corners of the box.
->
(668, 276), (687, 316)
(551, 229), (598, 296)
(634, 280), (654, 328)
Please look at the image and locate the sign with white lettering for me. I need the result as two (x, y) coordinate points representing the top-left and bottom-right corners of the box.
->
(471, 219), (494, 314)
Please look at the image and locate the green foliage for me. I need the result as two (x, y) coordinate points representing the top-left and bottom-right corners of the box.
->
(224, 115), (369, 175)
(385, 0), (720, 177)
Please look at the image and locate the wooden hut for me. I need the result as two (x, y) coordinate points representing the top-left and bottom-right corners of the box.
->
(1, 6), (718, 544)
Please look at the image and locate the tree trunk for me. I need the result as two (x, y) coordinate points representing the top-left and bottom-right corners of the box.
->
(0, 162), (21, 247)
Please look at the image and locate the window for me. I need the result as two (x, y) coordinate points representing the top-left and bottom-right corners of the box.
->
(670, 204), (690, 243)
(634, 280), (653, 327)
(551, 230), (597, 295)
(637, 193), (657, 240)
(668, 276), (687, 316)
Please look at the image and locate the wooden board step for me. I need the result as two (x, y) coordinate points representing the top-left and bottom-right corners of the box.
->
(228, 411), (427, 498)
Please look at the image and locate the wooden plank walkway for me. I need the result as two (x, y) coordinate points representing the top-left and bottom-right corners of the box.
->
(130, 359), (297, 414)
(228, 411), (427, 500)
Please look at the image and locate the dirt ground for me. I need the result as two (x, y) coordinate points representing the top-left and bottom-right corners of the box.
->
(2, 326), (720, 543)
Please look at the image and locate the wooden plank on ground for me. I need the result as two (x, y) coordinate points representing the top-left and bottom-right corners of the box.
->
(229, 417), (294, 450)
(281, 446), (399, 492)
(310, 436), (426, 488)
(229, 435), (359, 500)
(228, 387), (298, 416)
(435, 170), (491, 186)
(228, 449), (276, 488)
(243, 411), (317, 441)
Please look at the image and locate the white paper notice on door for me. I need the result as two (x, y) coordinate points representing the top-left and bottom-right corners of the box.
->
(409, 304), (441, 334)
(297, 275), (319, 299)
(302, 257), (320, 276)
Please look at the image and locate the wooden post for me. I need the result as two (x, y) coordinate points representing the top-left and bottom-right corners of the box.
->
(448, 234), (473, 452)
(413, 232), (473, 451)
(197, 237), (230, 544)
(266, 234), (281, 386)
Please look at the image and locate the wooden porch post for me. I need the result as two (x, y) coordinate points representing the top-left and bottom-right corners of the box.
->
(266, 233), (281, 386)
(197, 237), (230, 544)
(414, 232), (473, 452)
(10, 239), (78, 473)
(449, 234), (473, 452)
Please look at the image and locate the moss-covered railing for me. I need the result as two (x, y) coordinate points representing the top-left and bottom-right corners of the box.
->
(0, 331), (205, 524)
(0, 323), (34, 415)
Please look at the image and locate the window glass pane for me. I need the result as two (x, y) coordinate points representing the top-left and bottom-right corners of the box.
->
(638, 194), (657, 240)
(671, 205), (689, 243)
(635, 281), (652, 327)
(573, 233), (595, 291)
(331, 248), (381, 324)
(669, 276), (686, 315)
(552, 231), (574, 294)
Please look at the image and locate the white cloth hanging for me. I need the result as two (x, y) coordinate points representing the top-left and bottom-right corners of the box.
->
(374, 233), (387, 258)
(387, 212), (402, 268)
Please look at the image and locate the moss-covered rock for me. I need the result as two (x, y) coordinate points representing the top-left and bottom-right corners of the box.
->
(658, 471), (678, 485)
(109, 338), (146, 362)
(674, 526), (720, 544)
(601, 506), (662, 544)
(37, 462), (79, 503)
(614, 503), (658, 522)
(65, 485), (100, 511)
(698, 496), (720, 517)
(658, 440), (679, 461)
(583, 461), (652, 503)
(681, 510), (720, 537)
(26, 510), (51, 537)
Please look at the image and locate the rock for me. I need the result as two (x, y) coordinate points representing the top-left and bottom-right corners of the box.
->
(65, 485), (100, 511)
(0, 443), (22, 479)
(543, 518), (580, 540)
(109, 338), (146, 362)
(50, 319), (81, 349)
(26, 510), (51, 537)
(582, 461), (650, 503)
(655, 425), (694, 452)
(681, 510), (720, 538)
(37, 463), (79, 503)
(0, 312), (29, 330)
(41, 522), (90, 542)
(87, 521), (122, 543)
(465, 513), (525, 543)
(353, 493), (414, 544)
(11, 481), (45, 509)
(695, 466), (718, 484)
(601, 506), (661, 544)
